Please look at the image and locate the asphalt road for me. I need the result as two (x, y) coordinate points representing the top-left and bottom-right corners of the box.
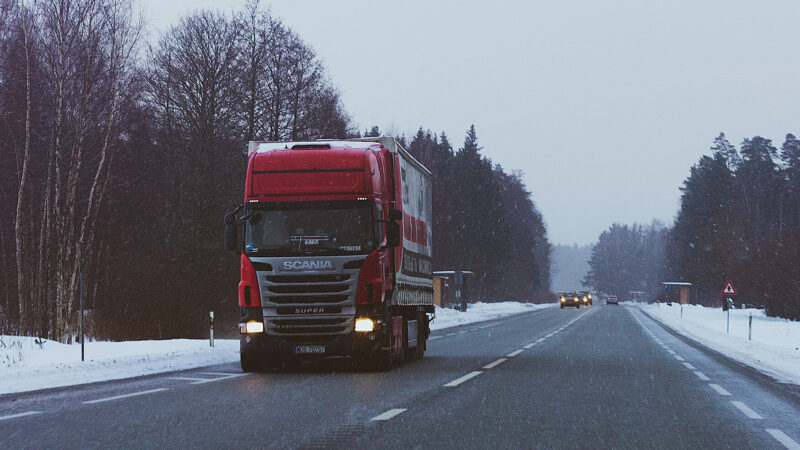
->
(1, 304), (799, 449)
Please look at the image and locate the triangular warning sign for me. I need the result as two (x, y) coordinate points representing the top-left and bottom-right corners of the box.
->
(721, 281), (737, 296)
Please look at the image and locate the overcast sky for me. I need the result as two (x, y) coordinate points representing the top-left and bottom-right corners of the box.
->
(140, 0), (800, 245)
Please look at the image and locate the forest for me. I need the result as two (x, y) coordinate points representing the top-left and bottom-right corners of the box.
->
(0, 0), (551, 341)
(585, 133), (800, 320)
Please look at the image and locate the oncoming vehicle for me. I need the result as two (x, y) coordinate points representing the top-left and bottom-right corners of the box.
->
(225, 137), (434, 371)
(606, 295), (620, 305)
(579, 291), (593, 306)
(559, 291), (582, 309)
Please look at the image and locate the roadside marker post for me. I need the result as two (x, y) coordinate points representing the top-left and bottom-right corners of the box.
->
(209, 311), (214, 347)
(748, 314), (752, 341)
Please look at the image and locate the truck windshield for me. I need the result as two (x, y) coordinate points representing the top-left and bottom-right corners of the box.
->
(244, 201), (375, 256)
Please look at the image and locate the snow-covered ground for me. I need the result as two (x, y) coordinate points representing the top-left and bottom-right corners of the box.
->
(431, 301), (553, 330)
(0, 301), (548, 395)
(635, 302), (800, 385)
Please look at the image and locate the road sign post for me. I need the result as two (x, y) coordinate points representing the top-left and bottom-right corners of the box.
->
(721, 281), (737, 335)
(727, 298), (731, 334)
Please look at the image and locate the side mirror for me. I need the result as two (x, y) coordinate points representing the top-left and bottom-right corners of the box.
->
(224, 212), (238, 252)
(386, 222), (401, 248)
(388, 208), (402, 221)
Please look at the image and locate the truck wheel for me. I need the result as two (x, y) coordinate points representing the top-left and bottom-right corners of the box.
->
(406, 312), (427, 361)
(240, 349), (261, 373)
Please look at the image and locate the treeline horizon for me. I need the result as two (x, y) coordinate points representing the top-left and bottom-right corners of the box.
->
(0, 0), (552, 341)
(585, 132), (800, 320)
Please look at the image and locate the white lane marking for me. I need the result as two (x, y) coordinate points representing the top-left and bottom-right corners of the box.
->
(523, 343), (536, 349)
(731, 401), (763, 419)
(766, 429), (800, 450)
(444, 371), (482, 387)
(83, 388), (169, 405)
(667, 349), (676, 355)
(709, 384), (731, 396)
(198, 372), (240, 377)
(370, 408), (407, 421)
(506, 349), (524, 357)
(683, 362), (697, 370)
(693, 371), (710, 381)
(535, 338), (545, 343)
(192, 373), (248, 384)
(446, 333), (456, 337)
(483, 358), (508, 369)
(0, 411), (42, 421)
(429, 336), (441, 340)
(167, 377), (210, 382)
(545, 333), (554, 338)
(457, 330), (468, 334)
(674, 355), (685, 361)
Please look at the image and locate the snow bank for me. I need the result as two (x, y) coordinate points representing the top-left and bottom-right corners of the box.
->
(0, 336), (239, 396)
(431, 301), (554, 330)
(0, 301), (549, 395)
(636, 303), (800, 385)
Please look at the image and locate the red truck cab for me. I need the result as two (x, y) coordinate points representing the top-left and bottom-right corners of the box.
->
(225, 138), (433, 371)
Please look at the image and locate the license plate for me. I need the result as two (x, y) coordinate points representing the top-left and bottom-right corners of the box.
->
(293, 345), (326, 354)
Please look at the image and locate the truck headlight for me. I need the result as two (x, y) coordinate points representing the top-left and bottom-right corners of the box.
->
(241, 321), (264, 334)
(560, 297), (565, 302)
(355, 318), (374, 332)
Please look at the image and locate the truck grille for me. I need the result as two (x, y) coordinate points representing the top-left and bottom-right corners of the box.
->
(260, 271), (357, 337)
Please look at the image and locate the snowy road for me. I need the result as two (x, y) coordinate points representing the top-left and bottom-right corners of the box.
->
(1, 305), (799, 448)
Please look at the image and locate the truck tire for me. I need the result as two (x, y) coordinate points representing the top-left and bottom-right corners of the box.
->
(240, 349), (261, 373)
(406, 312), (427, 361)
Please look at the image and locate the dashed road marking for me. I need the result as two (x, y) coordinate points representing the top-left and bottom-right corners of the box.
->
(682, 362), (696, 370)
(429, 336), (441, 340)
(693, 371), (710, 381)
(674, 355), (685, 361)
(444, 371), (482, 387)
(666, 349), (676, 355)
(168, 377), (210, 382)
(535, 338), (545, 343)
(545, 333), (554, 338)
(83, 388), (169, 405)
(765, 429), (800, 450)
(0, 411), (42, 421)
(483, 358), (508, 369)
(523, 343), (536, 349)
(709, 384), (731, 396)
(731, 401), (763, 419)
(192, 373), (248, 384)
(370, 408), (407, 421)
(506, 349), (524, 357)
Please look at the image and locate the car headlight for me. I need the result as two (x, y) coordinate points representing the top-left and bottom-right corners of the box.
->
(355, 318), (375, 332)
(560, 297), (565, 302)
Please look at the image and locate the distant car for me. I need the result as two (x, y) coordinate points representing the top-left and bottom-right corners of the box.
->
(559, 291), (582, 309)
(606, 295), (619, 305)
(579, 291), (593, 306)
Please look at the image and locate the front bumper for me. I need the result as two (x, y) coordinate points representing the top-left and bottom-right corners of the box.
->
(239, 304), (389, 359)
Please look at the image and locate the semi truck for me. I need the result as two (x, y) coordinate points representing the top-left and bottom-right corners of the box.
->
(224, 137), (434, 371)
